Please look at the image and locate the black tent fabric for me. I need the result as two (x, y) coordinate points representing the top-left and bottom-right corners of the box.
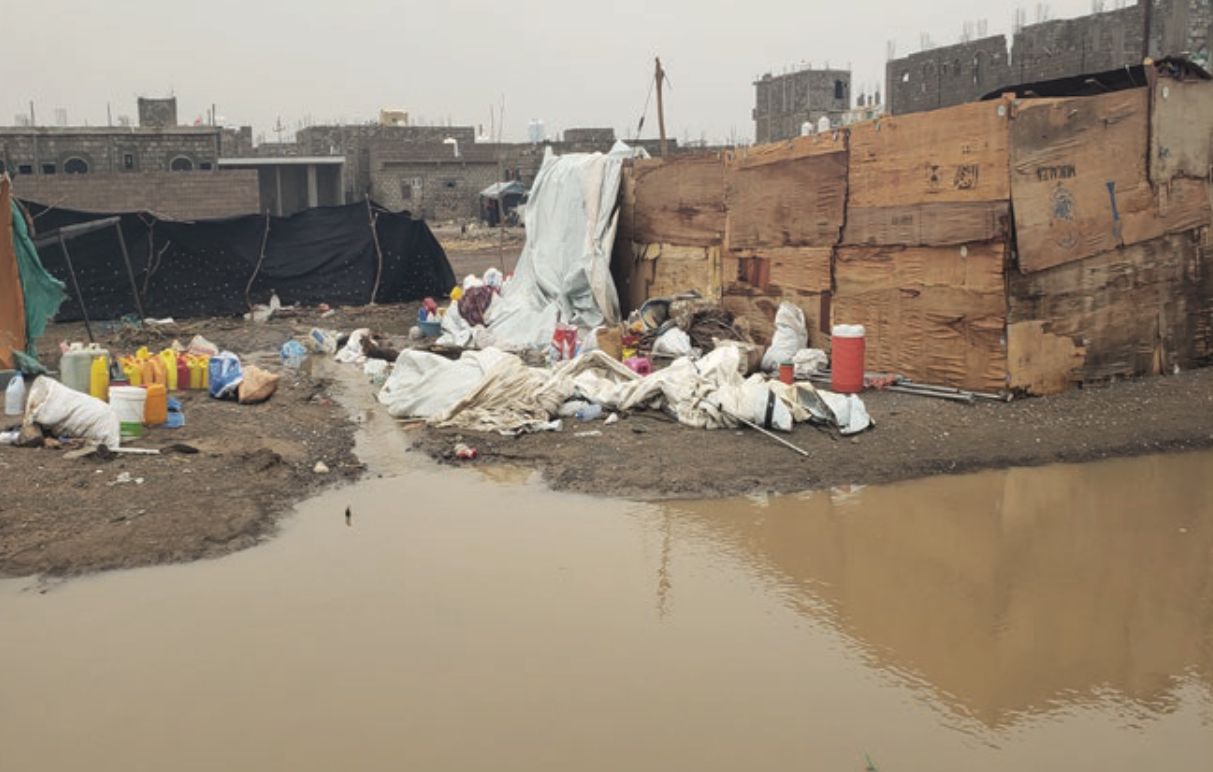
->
(19, 201), (455, 322)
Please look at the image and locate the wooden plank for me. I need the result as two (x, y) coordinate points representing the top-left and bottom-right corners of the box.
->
(1007, 231), (1213, 390)
(1150, 77), (1213, 185)
(1119, 177), (1211, 246)
(726, 131), (847, 169)
(724, 148), (847, 250)
(848, 100), (1011, 208)
(842, 201), (1010, 246)
(833, 242), (1009, 391)
(632, 154), (726, 246)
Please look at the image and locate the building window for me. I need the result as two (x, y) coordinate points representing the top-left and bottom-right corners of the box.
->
(834, 80), (845, 100)
(170, 156), (194, 172)
(400, 181), (413, 200)
(443, 179), (458, 189)
(199, 162), (213, 171)
(18, 164), (33, 175)
(123, 153), (135, 170)
(41, 163), (56, 175)
(64, 157), (89, 174)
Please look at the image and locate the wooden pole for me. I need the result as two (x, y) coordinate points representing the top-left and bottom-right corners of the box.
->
(655, 57), (668, 158)
(112, 220), (146, 325)
(367, 199), (385, 304)
(56, 234), (94, 343)
(243, 213), (271, 311)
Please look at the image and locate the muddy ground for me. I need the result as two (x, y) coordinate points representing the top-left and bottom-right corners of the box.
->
(413, 368), (1213, 499)
(4, 237), (1213, 577)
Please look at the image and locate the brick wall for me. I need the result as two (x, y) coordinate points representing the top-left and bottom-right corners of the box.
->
(11, 170), (260, 220)
(885, 36), (1010, 115)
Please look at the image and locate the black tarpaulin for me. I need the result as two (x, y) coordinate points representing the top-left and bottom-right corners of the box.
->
(19, 201), (454, 321)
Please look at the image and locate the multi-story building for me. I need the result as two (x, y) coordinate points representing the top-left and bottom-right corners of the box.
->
(752, 67), (851, 144)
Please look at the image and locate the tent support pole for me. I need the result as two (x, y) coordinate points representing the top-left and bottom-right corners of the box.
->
(244, 213), (271, 311)
(56, 233), (94, 343)
(113, 221), (146, 326)
(368, 199), (384, 305)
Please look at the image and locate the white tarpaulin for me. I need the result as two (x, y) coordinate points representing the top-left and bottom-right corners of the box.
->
(378, 345), (870, 437)
(481, 142), (642, 350)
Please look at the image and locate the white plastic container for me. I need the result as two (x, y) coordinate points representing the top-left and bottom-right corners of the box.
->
(5, 375), (26, 416)
(60, 343), (109, 394)
(108, 386), (147, 440)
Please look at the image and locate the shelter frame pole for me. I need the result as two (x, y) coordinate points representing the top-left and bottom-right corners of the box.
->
(367, 199), (385, 304)
(56, 233), (94, 343)
(244, 213), (271, 311)
(112, 221), (146, 326)
(655, 57), (668, 158)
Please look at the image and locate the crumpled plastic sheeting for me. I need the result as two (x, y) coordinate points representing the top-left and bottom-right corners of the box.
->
(334, 329), (371, 364)
(486, 143), (641, 350)
(377, 348), (515, 419)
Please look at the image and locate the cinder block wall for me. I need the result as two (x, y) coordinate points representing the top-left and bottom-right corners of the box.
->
(12, 170), (260, 220)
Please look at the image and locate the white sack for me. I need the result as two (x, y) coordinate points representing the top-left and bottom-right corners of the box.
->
(792, 348), (828, 379)
(652, 327), (693, 358)
(24, 376), (121, 447)
(761, 302), (808, 371)
(335, 328), (371, 364)
(377, 348), (513, 419)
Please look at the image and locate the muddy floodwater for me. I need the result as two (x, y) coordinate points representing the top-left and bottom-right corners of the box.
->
(3, 451), (1211, 771)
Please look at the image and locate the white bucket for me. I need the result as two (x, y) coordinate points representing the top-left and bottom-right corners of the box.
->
(109, 386), (147, 439)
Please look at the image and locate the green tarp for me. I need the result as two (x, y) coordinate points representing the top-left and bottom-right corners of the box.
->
(11, 200), (65, 364)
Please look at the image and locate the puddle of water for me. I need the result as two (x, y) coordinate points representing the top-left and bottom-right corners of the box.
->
(2, 452), (1211, 771)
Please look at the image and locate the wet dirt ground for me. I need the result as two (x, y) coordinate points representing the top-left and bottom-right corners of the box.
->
(3, 450), (1210, 770)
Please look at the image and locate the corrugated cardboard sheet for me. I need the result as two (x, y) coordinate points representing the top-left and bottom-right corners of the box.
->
(1007, 231), (1213, 393)
(832, 242), (1008, 391)
(631, 155), (726, 247)
(1150, 78), (1213, 185)
(724, 134), (847, 250)
(0, 177), (27, 369)
(722, 245), (834, 349)
(1011, 89), (1211, 273)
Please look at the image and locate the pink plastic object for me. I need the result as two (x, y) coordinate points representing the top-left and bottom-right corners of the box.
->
(624, 356), (652, 376)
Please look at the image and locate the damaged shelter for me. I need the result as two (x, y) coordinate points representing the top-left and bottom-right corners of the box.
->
(17, 199), (455, 321)
(612, 59), (1213, 395)
(1, 176), (65, 370)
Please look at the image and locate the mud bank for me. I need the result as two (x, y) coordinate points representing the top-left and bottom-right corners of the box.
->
(410, 367), (1213, 499)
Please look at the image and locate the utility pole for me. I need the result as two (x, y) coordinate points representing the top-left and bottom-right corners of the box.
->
(655, 57), (668, 158)
(1140, 0), (1152, 61)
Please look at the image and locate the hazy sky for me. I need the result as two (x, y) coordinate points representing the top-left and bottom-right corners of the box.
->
(5, 0), (1096, 144)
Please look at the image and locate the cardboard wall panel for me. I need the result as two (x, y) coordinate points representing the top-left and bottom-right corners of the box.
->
(1007, 231), (1213, 392)
(843, 201), (1010, 246)
(724, 138), (847, 250)
(632, 155), (726, 247)
(848, 101), (1011, 208)
(1150, 78), (1213, 185)
(833, 242), (1008, 391)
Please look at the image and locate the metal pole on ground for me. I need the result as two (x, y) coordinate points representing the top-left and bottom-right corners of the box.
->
(112, 221), (146, 326)
(56, 234), (94, 343)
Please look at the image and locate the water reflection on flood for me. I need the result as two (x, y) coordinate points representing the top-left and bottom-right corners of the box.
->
(661, 452), (1213, 735)
(1, 452), (1210, 771)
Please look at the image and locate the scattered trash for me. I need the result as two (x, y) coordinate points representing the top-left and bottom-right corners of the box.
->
(631, 424), (648, 434)
(453, 442), (478, 459)
(107, 472), (145, 486)
(162, 443), (199, 455)
(604, 413), (619, 425)
(280, 340), (308, 368)
(5, 374), (26, 416)
(320, 309), (336, 319)
(573, 430), (602, 437)
(186, 335), (220, 357)
(549, 323), (579, 363)
(238, 366), (280, 404)
(245, 292), (282, 323)
(0, 429), (19, 445)
(408, 326), (424, 341)
(762, 302), (808, 371)
(335, 329), (372, 364)
(574, 403), (603, 422)
(792, 348), (828, 379)
(363, 358), (390, 386)
(652, 327), (693, 358)
(208, 352), (244, 399)
(307, 328), (340, 355)
(313, 461), (330, 474)
(558, 400), (590, 418)
(165, 397), (186, 429)
(624, 356), (652, 375)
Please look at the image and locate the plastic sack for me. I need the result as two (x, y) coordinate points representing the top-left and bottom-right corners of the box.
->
(24, 376), (120, 447)
(653, 327), (693, 358)
(363, 358), (390, 387)
(280, 340), (308, 368)
(335, 329), (371, 364)
(307, 328), (340, 355)
(483, 267), (504, 290)
(792, 348), (828, 379)
(761, 302), (808, 372)
(238, 365), (279, 404)
(208, 352), (244, 399)
(187, 335), (220, 357)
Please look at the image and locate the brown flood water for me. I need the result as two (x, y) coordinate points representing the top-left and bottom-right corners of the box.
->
(2, 452), (1211, 771)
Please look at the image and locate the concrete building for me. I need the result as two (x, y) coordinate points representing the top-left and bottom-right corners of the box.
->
(886, 0), (1213, 115)
(752, 67), (851, 144)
